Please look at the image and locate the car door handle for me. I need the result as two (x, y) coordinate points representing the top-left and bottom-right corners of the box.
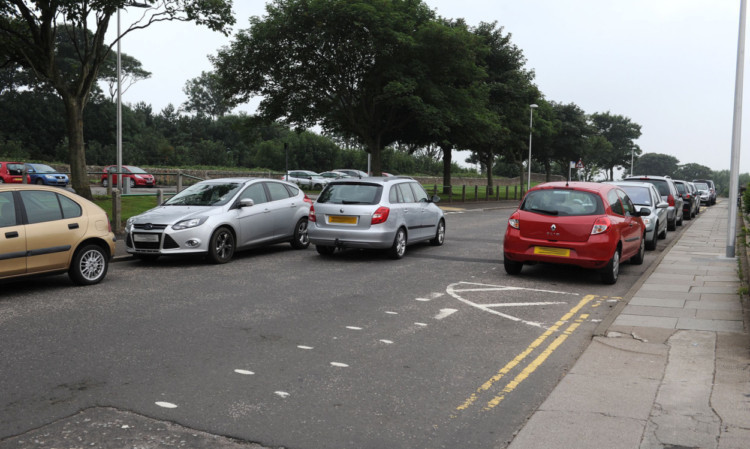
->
(5, 231), (19, 238)
(68, 223), (79, 230)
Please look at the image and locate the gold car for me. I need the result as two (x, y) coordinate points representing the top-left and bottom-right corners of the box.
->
(0, 184), (116, 285)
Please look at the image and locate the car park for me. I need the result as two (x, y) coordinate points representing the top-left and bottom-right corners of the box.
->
(503, 182), (647, 284)
(693, 179), (716, 205)
(333, 169), (369, 178)
(308, 177), (445, 259)
(24, 163), (69, 186)
(606, 181), (668, 250)
(0, 162), (30, 184)
(282, 170), (329, 189)
(673, 179), (699, 220)
(101, 165), (155, 188)
(622, 175), (683, 231)
(0, 184), (115, 285)
(125, 178), (312, 264)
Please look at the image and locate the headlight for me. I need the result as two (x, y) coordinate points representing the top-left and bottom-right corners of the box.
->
(45, 175), (54, 179)
(172, 217), (208, 230)
(642, 217), (651, 226)
(126, 217), (136, 227)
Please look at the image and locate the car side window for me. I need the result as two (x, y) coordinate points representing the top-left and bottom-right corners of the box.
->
(410, 182), (429, 202)
(266, 182), (292, 202)
(19, 190), (64, 224)
(240, 183), (268, 204)
(0, 192), (17, 227)
(616, 190), (636, 216)
(59, 195), (82, 219)
(608, 190), (624, 216)
(389, 186), (400, 203)
(397, 183), (416, 203)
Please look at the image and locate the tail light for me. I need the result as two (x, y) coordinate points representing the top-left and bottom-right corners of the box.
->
(309, 204), (317, 222)
(371, 206), (390, 225)
(591, 217), (611, 235)
(508, 211), (520, 229)
(303, 193), (313, 205)
(667, 194), (675, 207)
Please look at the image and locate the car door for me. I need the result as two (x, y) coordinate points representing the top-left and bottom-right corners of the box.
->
(410, 182), (439, 241)
(396, 182), (423, 239)
(0, 191), (26, 277)
(235, 182), (276, 247)
(20, 189), (86, 274)
(614, 189), (642, 259)
(264, 181), (299, 239)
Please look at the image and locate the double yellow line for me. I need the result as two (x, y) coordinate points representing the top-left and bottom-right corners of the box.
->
(456, 294), (597, 413)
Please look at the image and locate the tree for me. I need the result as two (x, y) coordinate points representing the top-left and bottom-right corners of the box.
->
(632, 153), (679, 178)
(675, 162), (713, 181)
(212, 0), (483, 176)
(100, 52), (151, 103)
(589, 112), (642, 181)
(0, 1), (234, 199)
(182, 71), (233, 118)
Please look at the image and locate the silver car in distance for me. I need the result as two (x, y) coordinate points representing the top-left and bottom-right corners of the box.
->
(125, 178), (312, 263)
(308, 177), (445, 259)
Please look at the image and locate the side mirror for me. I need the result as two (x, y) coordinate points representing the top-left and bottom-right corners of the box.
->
(637, 207), (651, 217)
(656, 201), (669, 209)
(239, 198), (255, 208)
(430, 195), (441, 203)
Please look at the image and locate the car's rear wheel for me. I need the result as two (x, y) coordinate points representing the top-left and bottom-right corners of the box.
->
(68, 244), (109, 285)
(430, 219), (445, 246)
(316, 245), (336, 256)
(503, 255), (523, 275)
(631, 235), (645, 265)
(388, 228), (407, 259)
(646, 226), (658, 250)
(600, 248), (620, 284)
(207, 227), (235, 264)
(290, 218), (310, 249)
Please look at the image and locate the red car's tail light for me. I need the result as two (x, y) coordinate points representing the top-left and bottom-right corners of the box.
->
(303, 193), (313, 205)
(508, 211), (520, 229)
(309, 204), (317, 222)
(591, 217), (611, 235)
(371, 206), (390, 225)
(667, 194), (675, 207)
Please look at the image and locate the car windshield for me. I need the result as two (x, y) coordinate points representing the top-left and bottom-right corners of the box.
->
(8, 163), (24, 173)
(317, 183), (382, 205)
(31, 164), (56, 173)
(618, 185), (652, 206)
(127, 166), (148, 174)
(522, 189), (604, 216)
(694, 182), (709, 190)
(165, 182), (242, 206)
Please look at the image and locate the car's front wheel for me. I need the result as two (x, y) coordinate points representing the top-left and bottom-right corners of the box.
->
(600, 248), (620, 284)
(68, 244), (109, 285)
(430, 219), (445, 246)
(388, 228), (407, 259)
(35, 179), (44, 185)
(291, 218), (310, 249)
(646, 226), (658, 250)
(207, 227), (235, 264)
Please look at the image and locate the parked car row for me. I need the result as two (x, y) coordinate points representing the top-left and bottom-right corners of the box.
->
(1, 162), (69, 186)
(282, 169), (373, 190)
(503, 176), (715, 285)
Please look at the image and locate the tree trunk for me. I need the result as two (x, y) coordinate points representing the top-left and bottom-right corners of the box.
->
(484, 152), (494, 195)
(544, 160), (551, 182)
(62, 95), (93, 200)
(441, 143), (452, 195)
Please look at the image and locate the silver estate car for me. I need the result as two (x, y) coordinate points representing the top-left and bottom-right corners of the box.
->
(606, 181), (668, 250)
(308, 177), (445, 259)
(125, 178), (312, 263)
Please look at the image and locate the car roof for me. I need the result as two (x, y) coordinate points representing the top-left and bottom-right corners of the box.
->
(607, 181), (656, 190)
(531, 181), (615, 194)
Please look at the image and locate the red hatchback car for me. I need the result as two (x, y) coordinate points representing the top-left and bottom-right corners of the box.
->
(0, 162), (31, 184)
(101, 165), (155, 188)
(503, 182), (648, 284)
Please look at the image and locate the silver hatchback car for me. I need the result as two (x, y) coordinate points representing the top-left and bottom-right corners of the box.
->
(125, 178), (311, 263)
(308, 177), (445, 259)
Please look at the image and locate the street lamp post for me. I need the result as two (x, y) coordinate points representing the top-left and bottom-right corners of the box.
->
(527, 103), (538, 192)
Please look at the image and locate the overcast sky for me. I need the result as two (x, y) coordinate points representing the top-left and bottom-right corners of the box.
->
(115, 0), (747, 174)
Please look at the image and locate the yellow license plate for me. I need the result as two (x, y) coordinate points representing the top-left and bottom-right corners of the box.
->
(534, 246), (570, 257)
(329, 215), (357, 224)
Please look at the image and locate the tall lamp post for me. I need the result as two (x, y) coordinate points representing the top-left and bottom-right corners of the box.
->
(527, 103), (539, 192)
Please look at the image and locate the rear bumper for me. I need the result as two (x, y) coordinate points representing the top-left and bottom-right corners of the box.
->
(503, 230), (615, 270)
(309, 222), (395, 249)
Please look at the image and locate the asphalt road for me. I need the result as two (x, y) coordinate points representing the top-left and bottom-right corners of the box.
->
(0, 207), (683, 449)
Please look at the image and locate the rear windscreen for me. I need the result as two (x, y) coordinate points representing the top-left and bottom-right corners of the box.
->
(317, 183), (383, 205)
(619, 185), (652, 206)
(521, 189), (604, 216)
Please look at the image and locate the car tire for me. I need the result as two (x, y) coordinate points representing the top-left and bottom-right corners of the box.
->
(659, 225), (667, 239)
(35, 179), (44, 185)
(667, 215), (676, 231)
(316, 245), (336, 256)
(129, 178), (135, 188)
(684, 209), (691, 221)
(68, 244), (109, 285)
(313, 183), (322, 190)
(646, 227), (658, 250)
(388, 228), (407, 259)
(430, 219), (446, 246)
(631, 235), (645, 265)
(102, 178), (108, 187)
(677, 211), (683, 226)
(207, 227), (235, 264)
(503, 254), (523, 275)
(290, 218), (310, 249)
(600, 248), (620, 285)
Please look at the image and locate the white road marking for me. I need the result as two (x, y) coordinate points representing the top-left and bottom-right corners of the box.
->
(482, 302), (566, 307)
(385, 311), (398, 315)
(431, 292), (445, 299)
(415, 322), (428, 327)
(331, 362), (349, 367)
(155, 402), (177, 409)
(275, 391), (290, 398)
(234, 369), (255, 375)
(434, 308), (458, 320)
(416, 298), (431, 302)
(297, 345), (314, 350)
(346, 326), (363, 330)
(380, 339), (394, 344)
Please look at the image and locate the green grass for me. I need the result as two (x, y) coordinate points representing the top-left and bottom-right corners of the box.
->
(93, 195), (161, 229)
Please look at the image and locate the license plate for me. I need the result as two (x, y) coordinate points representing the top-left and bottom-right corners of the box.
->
(328, 215), (357, 224)
(534, 246), (570, 257)
(133, 233), (159, 242)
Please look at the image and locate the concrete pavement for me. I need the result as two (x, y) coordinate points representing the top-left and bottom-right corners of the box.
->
(508, 200), (750, 449)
